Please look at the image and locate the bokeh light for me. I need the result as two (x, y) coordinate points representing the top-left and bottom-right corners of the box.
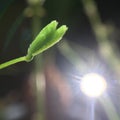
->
(80, 73), (107, 97)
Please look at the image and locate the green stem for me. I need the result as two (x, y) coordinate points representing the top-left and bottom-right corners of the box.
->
(99, 96), (120, 120)
(0, 56), (26, 69)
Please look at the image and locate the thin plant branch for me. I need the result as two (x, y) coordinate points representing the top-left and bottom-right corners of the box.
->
(81, 0), (120, 78)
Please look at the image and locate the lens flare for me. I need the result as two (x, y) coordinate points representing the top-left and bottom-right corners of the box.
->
(80, 73), (107, 97)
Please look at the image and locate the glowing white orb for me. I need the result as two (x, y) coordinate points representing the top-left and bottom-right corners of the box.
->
(80, 73), (107, 97)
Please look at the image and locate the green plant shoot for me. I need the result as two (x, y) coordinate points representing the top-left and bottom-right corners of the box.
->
(0, 20), (68, 69)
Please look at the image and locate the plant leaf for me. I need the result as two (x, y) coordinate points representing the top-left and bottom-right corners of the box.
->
(26, 20), (68, 61)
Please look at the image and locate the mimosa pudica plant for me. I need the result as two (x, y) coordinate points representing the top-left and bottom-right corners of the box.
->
(0, 20), (68, 69)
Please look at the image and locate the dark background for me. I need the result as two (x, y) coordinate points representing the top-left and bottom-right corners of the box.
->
(1, 0), (120, 60)
(0, 0), (120, 120)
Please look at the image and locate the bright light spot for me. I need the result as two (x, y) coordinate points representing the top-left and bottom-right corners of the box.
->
(80, 73), (107, 97)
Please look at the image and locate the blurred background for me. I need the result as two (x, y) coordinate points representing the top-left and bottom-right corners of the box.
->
(0, 0), (120, 120)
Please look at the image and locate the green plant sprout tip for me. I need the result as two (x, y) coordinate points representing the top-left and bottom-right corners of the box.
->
(0, 20), (68, 69)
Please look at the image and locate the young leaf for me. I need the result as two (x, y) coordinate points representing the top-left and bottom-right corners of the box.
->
(0, 20), (68, 69)
(26, 20), (68, 61)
